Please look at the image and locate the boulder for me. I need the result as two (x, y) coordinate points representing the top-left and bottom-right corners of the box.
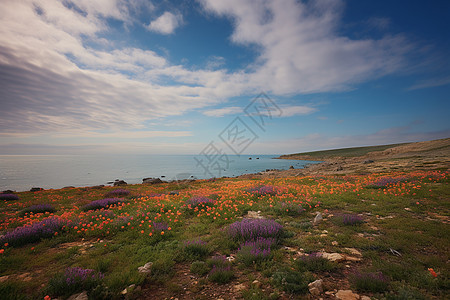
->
(289, 165), (294, 169)
(30, 187), (43, 192)
(142, 178), (163, 184)
(67, 291), (88, 300)
(308, 279), (323, 296)
(2, 190), (15, 193)
(363, 160), (374, 164)
(336, 290), (360, 300)
(138, 262), (153, 274)
(322, 252), (345, 262)
(313, 212), (323, 225)
(113, 180), (127, 186)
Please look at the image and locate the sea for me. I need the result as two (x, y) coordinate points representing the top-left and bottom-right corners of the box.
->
(0, 154), (319, 192)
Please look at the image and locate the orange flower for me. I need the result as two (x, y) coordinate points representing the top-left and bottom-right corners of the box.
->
(0, 249), (4, 254)
(161, 231), (164, 235)
(4, 243), (8, 247)
(44, 295), (51, 300)
(428, 268), (438, 278)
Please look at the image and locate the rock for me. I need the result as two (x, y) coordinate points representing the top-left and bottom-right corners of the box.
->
(142, 178), (163, 184)
(0, 275), (10, 282)
(360, 296), (371, 300)
(313, 212), (323, 225)
(121, 284), (136, 295)
(289, 165), (294, 169)
(2, 190), (15, 193)
(30, 187), (43, 192)
(344, 256), (362, 262)
(67, 291), (88, 300)
(322, 252), (345, 262)
(249, 157), (252, 160)
(138, 262), (153, 274)
(247, 211), (264, 219)
(234, 283), (246, 292)
(107, 181), (114, 184)
(308, 279), (323, 296)
(363, 160), (374, 164)
(332, 241), (339, 246)
(345, 248), (362, 256)
(336, 290), (360, 300)
(113, 180), (127, 186)
(252, 280), (261, 288)
(169, 191), (180, 195)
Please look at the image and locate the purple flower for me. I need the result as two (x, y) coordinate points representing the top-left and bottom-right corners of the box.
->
(21, 204), (55, 215)
(0, 217), (66, 247)
(81, 198), (124, 211)
(340, 214), (364, 225)
(369, 177), (407, 187)
(0, 193), (19, 201)
(153, 221), (169, 231)
(228, 218), (283, 241)
(185, 196), (215, 208)
(105, 189), (130, 197)
(246, 185), (277, 196)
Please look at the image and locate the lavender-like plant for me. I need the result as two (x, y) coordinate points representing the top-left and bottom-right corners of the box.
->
(246, 185), (277, 196)
(228, 218), (283, 242)
(340, 214), (364, 226)
(81, 198), (124, 211)
(105, 189), (130, 197)
(185, 196), (215, 208)
(0, 193), (19, 201)
(21, 204), (55, 215)
(0, 217), (66, 247)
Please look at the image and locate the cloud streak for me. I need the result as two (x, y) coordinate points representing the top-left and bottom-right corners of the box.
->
(0, 0), (415, 140)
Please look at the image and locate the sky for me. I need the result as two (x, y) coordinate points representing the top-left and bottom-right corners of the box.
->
(0, 0), (449, 155)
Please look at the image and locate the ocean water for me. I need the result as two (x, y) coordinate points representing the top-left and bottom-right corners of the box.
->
(0, 154), (319, 192)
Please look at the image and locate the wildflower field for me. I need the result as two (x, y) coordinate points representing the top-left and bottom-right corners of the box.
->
(0, 170), (448, 299)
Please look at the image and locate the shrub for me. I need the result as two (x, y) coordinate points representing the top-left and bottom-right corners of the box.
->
(184, 239), (210, 259)
(247, 185), (277, 196)
(237, 237), (275, 266)
(21, 204), (55, 216)
(105, 189), (130, 197)
(206, 255), (234, 284)
(340, 214), (364, 226)
(351, 271), (389, 292)
(272, 270), (310, 294)
(0, 217), (66, 247)
(295, 253), (337, 272)
(228, 218), (283, 242)
(273, 202), (305, 216)
(185, 196), (215, 208)
(46, 267), (105, 298)
(0, 193), (19, 201)
(81, 198), (124, 211)
(190, 261), (210, 276)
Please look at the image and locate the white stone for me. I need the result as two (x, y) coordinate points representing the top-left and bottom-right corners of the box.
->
(313, 212), (323, 225)
(336, 290), (360, 300)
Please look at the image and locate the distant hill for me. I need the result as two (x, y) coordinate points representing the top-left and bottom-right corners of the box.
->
(279, 138), (450, 161)
(279, 143), (409, 160)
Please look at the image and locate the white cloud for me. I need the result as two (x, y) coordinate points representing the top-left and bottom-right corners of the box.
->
(0, 0), (416, 141)
(280, 105), (316, 117)
(147, 11), (183, 34)
(407, 76), (450, 90)
(203, 107), (243, 117)
(199, 0), (411, 94)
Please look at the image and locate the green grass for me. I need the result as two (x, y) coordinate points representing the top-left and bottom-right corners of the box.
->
(0, 170), (448, 299)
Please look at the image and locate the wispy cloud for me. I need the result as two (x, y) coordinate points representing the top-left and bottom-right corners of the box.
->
(147, 11), (183, 34)
(0, 0), (415, 139)
(203, 107), (243, 117)
(199, 0), (411, 94)
(407, 76), (450, 90)
(280, 105), (316, 117)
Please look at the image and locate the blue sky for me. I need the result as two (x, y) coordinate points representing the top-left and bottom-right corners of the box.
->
(0, 0), (449, 155)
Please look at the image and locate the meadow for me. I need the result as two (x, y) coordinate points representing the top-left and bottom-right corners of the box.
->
(0, 170), (448, 299)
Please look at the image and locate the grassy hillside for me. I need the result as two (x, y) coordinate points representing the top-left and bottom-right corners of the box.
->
(280, 143), (409, 159)
(0, 170), (449, 299)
